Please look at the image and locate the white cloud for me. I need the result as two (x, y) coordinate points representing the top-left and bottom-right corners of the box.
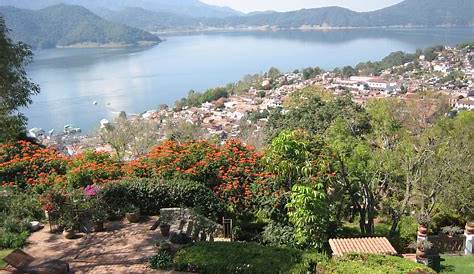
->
(201, 0), (405, 13)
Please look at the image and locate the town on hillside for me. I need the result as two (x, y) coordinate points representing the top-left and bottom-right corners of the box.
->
(29, 44), (474, 155)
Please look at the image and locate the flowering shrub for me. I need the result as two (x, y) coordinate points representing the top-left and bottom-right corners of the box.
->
(0, 141), (68, 188)
(39, 185), (108, 230)
(67, 151), (123, 188)
(101, 178), (225, 220)
(125, 140), (266, 212)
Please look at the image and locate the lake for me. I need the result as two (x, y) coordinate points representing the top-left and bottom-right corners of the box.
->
(24, 28), (474, 132)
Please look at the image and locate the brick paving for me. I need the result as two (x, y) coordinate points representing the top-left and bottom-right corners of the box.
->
(2, 218), (185, 274)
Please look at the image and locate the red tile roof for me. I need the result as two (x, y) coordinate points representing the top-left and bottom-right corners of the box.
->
(329, 237), (397, 257)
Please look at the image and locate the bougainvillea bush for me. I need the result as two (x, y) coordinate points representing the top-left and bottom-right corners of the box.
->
(0, 141), (68, 189)
(125, 139), (267, 212)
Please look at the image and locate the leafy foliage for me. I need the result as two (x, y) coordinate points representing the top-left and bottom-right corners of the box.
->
(101, 178), (226, 220)
(126, 139), (265, 213)
(149, 250), (174, 270)
(174, 242), (325, 274)
(0, 18), (39, 141)
(319, 254), (435, 274)
(0, 190), (43, 248)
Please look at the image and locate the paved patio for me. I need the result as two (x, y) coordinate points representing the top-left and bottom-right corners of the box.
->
(2, 218), (183, 274)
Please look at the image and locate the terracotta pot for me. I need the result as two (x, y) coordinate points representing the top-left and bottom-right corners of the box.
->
(126, 212), (140, 223)
(416, 249), (427, 259)
(418, 225), (428, 236)
(63, 229), (75, 239)
(160, 224), (171, 237)
(93, 222), (105, 232)
(466, 222), (474, 234)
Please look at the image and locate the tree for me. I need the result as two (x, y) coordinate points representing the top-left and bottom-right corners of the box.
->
(265, 130), (333, 248)
(267, 86), (370, 140)
(99, 115), (159, 161)
(0, 17), (39, 142)
(164, 119), (207, 143)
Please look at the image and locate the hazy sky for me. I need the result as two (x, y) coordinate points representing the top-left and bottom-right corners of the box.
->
(201, 0), (405, 12)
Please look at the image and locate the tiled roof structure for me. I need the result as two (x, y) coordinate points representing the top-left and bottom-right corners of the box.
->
(329, 237), (397, 257)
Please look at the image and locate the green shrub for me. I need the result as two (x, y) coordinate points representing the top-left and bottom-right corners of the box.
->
(102, 178), (226, 220)
(0, 191), (43, 248)
(394, 215), (418, 252)
(149, 250), (174, 270)
(170, 232), (192, 245)
(319, 254), (435, 274)
(0, 230), (29, 249)
(174, 242), (325, 274)
(261, 221), (296, 248)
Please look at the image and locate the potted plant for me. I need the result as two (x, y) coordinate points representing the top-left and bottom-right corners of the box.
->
(466, 221), (474, 235)
(415, 240), (433, 259)
(125, 204), (141, 223)
(416, 212), (430, 236)
(84, 185), (108, 232)
(160, 222), (171, 237)
(60, 208), (78, 239)
(91, 206), (108, 232)
(441, 226), (464, 237)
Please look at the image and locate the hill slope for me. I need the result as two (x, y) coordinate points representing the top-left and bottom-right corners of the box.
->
(97, 7), (200, 31)
(0, 4), (161, 48)
(214, 0), (474, 28)
(83, 0), (474, 32)
(0, 0), (242, 18)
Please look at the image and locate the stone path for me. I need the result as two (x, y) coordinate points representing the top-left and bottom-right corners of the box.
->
(2, 218), (184, 274)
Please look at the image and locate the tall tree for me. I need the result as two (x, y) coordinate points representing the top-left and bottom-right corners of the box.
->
(0, 17), (39, 142)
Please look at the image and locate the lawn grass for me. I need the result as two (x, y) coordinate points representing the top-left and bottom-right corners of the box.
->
(440, 255), (474, 274)
(0, 249), (13, 269)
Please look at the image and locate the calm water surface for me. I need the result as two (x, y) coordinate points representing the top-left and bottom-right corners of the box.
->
(24, 28), (474, 132)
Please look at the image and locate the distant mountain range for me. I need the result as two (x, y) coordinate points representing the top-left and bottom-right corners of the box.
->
(0, 4), (161, 48)
(0, 0), (243, 18)
(211, 0), (474, 29)
(95, 0), (474, 33)
(0, 0), (472, 49)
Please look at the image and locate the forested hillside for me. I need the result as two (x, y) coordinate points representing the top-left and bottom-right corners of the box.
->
(0, 4), (161, 48)
(0, 0), (242, 18)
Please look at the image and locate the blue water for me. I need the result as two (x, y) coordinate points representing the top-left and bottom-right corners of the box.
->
(23, 28), (474, 132)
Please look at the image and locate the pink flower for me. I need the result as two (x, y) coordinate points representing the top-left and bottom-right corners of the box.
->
(84, 185), (99, 197)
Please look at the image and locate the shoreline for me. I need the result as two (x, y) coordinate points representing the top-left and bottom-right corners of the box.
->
(154, 25), (474, 36)
(55, 40), (161, 49)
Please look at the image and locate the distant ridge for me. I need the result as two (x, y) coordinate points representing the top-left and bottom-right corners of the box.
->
(0, 0), (243, 18)
(92, 0), (474, 32)
(0, 4), (161, 48)
(212, 0), (474, 29)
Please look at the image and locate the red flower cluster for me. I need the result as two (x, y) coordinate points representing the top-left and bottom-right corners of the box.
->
(126, 139), (266, 211)
(67, 151), (123, 188)
(0, 141), (68, 188)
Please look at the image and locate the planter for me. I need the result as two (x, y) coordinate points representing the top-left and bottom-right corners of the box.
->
(160, 224), (171, 238)
(416, 249), (427, 259)
(126, 212), (140, 223)
(63, 229), (76, 239)
(93, 221), (105, 232)
(418, 225), (428, 237)
(466, 222), (474, 235)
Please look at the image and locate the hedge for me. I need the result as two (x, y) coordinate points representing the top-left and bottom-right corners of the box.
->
(102, 178), (226, 220)
(173, 242), (325, 274)
(319, 254), (436, 274)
